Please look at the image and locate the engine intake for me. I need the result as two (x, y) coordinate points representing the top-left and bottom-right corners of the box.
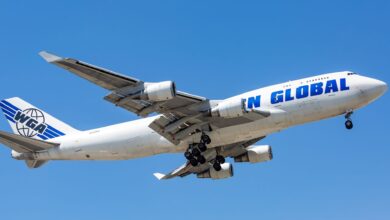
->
(140, 81), (176, 102)
(234, 145), (273, 163)
(197, 163), (234, 180)
(211, 98), (247, 118)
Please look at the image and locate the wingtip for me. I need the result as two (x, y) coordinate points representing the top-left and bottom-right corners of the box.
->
(153, 173), (166, 180)
(39, 51), (62, 63)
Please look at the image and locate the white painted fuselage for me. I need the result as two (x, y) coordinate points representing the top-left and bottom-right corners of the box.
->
(30, 71), (387, 161)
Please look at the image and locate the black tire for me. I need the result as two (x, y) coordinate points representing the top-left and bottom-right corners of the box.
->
(192, 148), (201, 157)
(190, 158), (199, 167)
(345, 120), (353, 130)
(184, 151), (193, 160)
(213, 162), (222, 171)
(197, 155), (206, 164)
(202, 135), (211, 145)
(216, 155), (225, 164)
(198, 143), (207, 152)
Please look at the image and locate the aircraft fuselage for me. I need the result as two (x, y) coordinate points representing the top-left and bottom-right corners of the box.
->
(21, 71), (387, 161)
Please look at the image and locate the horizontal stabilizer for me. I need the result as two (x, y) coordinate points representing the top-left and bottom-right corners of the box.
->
(0, 130), (59, 169)
(153, 173), (167, 181)
(0, 130), (59, 153)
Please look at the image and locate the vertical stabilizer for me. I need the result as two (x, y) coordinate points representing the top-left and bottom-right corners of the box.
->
(0, 97), (79, 140)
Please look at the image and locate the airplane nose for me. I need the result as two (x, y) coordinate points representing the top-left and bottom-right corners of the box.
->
(363, 78), (388, 101)
(373, 79), (388, 96)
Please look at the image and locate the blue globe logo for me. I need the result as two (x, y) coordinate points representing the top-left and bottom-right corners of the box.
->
(16, 108), (46, 137)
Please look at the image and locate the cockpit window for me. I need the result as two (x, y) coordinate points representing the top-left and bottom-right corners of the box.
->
(347, 72), (358, 75)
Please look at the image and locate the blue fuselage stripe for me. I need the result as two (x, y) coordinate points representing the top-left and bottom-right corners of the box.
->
(44, 129), (60, 138)
(0, 100), (20, 111)
(42, 132), (56, 139)
(0, 103), (16, 115)
(1, 108), (15, 119)
(47, 125), (65, 136)
(5, 115), (15, 123)
(37, 134), (48, 140)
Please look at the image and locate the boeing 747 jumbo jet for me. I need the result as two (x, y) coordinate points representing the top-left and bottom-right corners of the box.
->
(0, 52), (387, 180)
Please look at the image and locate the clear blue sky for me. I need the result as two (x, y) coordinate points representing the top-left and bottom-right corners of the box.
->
(0, 1), (389, 220)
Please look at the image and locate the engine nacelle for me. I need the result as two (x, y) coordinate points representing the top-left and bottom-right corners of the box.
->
(234, 145), (273, 163)
(211, 98), (247, 118)
(141, 81), (176, 102)
(197, 163), (234, 180)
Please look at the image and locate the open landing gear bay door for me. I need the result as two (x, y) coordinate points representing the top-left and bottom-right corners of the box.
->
(40, 52), (270, 145)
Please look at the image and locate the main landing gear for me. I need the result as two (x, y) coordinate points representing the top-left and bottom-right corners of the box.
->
(185, 145), (206, 167)
(213, 155), (226, 171)
(184, 133), (211, 166)
(345, 110), (354, 130)
(184, 133), (226, 171)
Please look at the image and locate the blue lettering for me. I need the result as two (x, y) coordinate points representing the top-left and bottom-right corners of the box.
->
(14, 111), (30, 123)
(325, 79), (339, 94)
(285, 89), (294, 101)
(340, 78), (350, 91)
(310, 82), (323, 96)
(247, 95), (261, 109)
(34, 124), (47, 134)
(271, 91), (284, 104)
(26, 119), (37, 129)
(296, 85), (309, 99)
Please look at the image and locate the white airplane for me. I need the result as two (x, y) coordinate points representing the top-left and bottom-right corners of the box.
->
(0, 52), (387, 180)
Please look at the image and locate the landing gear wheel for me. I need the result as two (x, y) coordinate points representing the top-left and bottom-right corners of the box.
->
(190, 158), (199, 167)
(197, 155), (206, 164)
(216, 155), (225, 164)
(213, 162), (222, 171)
(192, 148), (201, 157)
(345, 120), (353, 130)
(198, 143), (207, 152)
(201, 134), (211, 145)
(184, 151), (193, 160)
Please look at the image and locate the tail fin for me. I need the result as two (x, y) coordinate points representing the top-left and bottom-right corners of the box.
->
(0, 97), (79, 141)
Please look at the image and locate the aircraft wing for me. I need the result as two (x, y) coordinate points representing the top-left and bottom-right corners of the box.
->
(40, 52), (270, 145)
(154, 137), (264, 180)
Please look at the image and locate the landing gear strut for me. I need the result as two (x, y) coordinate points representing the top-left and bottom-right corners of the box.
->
(345, 110), (354, 130)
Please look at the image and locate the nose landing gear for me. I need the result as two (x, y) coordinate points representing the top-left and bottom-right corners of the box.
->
(345, 110), (354, 130)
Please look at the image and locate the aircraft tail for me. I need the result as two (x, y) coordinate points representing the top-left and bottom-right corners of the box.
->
(0, 97), (80, 141)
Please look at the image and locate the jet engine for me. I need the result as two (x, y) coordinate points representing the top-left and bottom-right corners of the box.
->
(197, 163), (234, 180)
(234, 145), (273, 163)
(211, 98), (247, 118)
(140, 81), (176, 102)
